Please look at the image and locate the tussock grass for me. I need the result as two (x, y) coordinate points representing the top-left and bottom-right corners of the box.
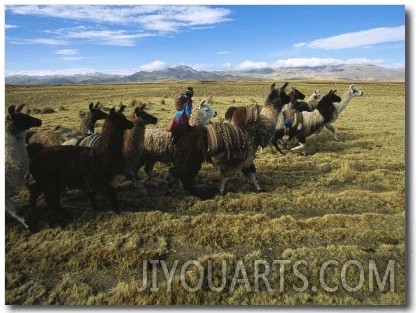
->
(5, 81), (405, 305)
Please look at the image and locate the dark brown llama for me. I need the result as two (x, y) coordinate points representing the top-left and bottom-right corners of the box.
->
(61, 105), (158, 195)
(27, 107), (134, 230)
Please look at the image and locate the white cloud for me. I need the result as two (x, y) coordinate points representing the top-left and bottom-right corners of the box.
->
(5, 24), (18, 29)
(299, 26), (404, 50)
(139, 60), (169, 72)
(217, 51), (231, 55)
(292, 42), (306, 48)
(6, 68), (97, 76)
(55, 49), (79, 55)
(59, 57), (82, 61)
(16, 38), (67, 45)
(273, 57), (385, 68)
(273, 58), (341, 68)
(233, 57), (386, 71)
(53, 26), (152, 46)
(236, 60), (269, 71)
(6, 5), (232, 33)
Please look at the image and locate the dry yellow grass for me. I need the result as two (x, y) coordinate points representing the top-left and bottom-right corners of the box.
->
(4, 81), (405, 305)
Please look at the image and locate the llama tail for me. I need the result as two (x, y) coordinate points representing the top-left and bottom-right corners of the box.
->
(224, 106), (238, 121)
(26, 142), (46, 159)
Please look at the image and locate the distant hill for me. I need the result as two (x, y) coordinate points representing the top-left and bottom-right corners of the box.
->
(5, 64), (405, 85)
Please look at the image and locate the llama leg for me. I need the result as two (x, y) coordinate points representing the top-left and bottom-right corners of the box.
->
(101, 183), (120, 214)
(291, 135), (307, 152)
(219, 177), (229, 195)
(84, 189), (99, 211)
(126, 171), (148, 196)
(44, 188), (71, 227)
(242, 164), (263, 192)
(27, 182), (44, 230)
(271, 129), (286, 154)
(5, 198), (29, 229)
(291, 143), (306, 151)
(325, 123), (339, 141)
(144, 162), (159, 187)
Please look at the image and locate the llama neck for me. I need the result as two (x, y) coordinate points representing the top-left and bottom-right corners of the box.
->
(5, 122), (29, 194)
(96, 122), (126, 164)
(335, 89), (354, 115)
(189, 110), (200, 126)
(260, 105), (278, 122)
(124, 120), (146, 153)
(5, 123), (27, 157)
(257, 105), (280, 147)
(80, 112), (93, 135)
(189, 109), (208, 126)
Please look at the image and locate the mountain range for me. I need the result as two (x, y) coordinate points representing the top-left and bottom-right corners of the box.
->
(5, 64), (405, 85)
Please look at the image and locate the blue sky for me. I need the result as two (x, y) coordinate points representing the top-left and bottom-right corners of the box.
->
(4, 4), (406, 76)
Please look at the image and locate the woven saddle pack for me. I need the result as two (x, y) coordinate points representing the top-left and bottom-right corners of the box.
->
(244, 104), (262, 124)
(78, 133), (102, 148)
(206, 123), (246, 165)
(282, 109), (303, 136)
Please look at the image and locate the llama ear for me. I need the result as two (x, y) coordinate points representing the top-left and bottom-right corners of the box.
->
(16, 103), (26, 112)
(118, 105), (126, 113)
(199, 99), (206, 109)
(95, 101), (100, 108)
(139, 104), (146, 111)
(110, 108), (116, 115)
(89, 103), (94, 110)
(8, 105), (16, 116)
(270, 83), (276, 91)
(280, 82), (289, 91)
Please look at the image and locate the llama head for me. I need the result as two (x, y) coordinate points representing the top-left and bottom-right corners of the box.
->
(325, 90), (342, 103)
(265, 82), (291, 110)
(134, 105), (158, 126)
(108, 107), (134, 130)
(350, 84), (364, 97)
(289, 86), (306, 101)
(7, 104), (42, 131)
(312, 90), (322, 101)
(196, 99), (217, 125)
(88, 102), (108, 123)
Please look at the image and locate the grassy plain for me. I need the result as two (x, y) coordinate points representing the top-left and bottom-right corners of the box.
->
(4, 81), (405, 305)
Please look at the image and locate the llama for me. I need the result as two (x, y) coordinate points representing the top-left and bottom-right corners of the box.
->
(225, 104), (263, 127)
(121, 106), (158, 195)
(61, 105), (158, 195)
(225, 82), (292, 124)
(80, 102), (108, 135)
(290, 89), (323, 112)
(26, 107), (134, 230)
(27, 102), (108, 146)
(323, 84), (364, 141)
(5, 104), (42, 228)
(139, 99), (217, 188)
(271, 90), (342, 153)
(306, 90), (323, 111)
(287, 86), (306, 110)
(170, 82), (290, 195)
